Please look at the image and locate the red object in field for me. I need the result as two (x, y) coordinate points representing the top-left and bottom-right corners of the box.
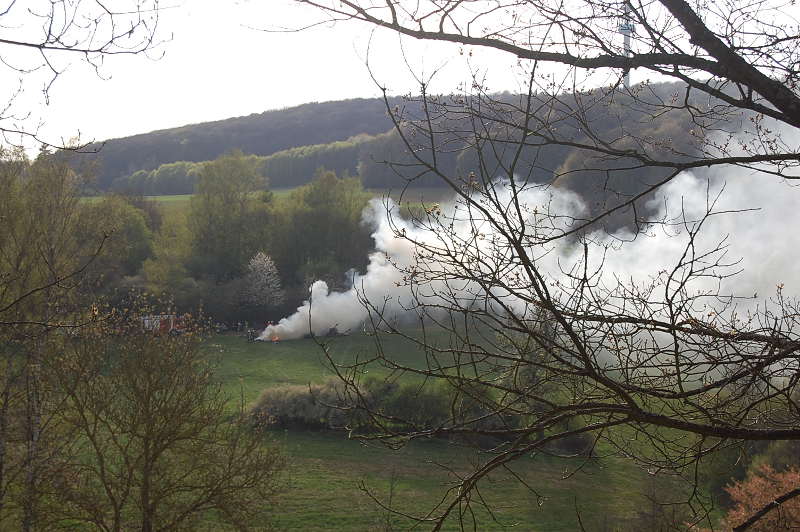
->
(142, 314), (185, 335)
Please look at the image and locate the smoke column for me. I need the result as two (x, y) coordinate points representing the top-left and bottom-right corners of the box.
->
(261, 164), (800, 341)
(259, 199), (425, 340)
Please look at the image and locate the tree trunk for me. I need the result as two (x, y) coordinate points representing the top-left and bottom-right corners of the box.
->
(0, 363), (10, 523)
(140, 441), (153, 532)
(22, 344), (41, 532)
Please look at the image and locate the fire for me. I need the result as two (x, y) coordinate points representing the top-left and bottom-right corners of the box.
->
(270, 335), (280, 343)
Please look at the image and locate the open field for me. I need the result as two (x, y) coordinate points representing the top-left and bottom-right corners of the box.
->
(86, 186), (457, 206)
(205, 332), (683, 531)
(210, 330), (450, 406)
(138, 187), (457, 202)
(140, 188), (297, 202)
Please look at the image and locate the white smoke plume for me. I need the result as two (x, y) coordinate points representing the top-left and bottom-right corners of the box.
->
(261, 158), (800, 342)
(259, 199), (426, 340)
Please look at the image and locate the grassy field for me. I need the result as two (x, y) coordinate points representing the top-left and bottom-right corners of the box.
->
(97, 186), (455, 203)
(85, 187), (457, 219)
(211, 330), (452, 405)
(140, 188), (297, 202)
(206, 332), (677, 531)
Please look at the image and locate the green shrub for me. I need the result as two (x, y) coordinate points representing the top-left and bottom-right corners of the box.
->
(251, 375), (509, 436)
(375, 380), (451, 430)
(250, 378), (352, 430)
(548, 429), (595, 457)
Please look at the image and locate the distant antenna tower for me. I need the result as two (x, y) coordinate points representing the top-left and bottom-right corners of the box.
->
(618, 2), (636, 88)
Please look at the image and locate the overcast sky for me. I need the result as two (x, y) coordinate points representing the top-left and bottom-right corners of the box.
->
(21, 0), (525, 148)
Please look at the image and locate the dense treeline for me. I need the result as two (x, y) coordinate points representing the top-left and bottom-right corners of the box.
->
(111, 160), (204, 195)
(109, 128), (445, 195)
(72, 98), (405, 190)
(134, 153), (374, 323)
(262, 135), (366, 188)
(110, 137), (370, 194)
(106, 84), (698, 225)
(0, 149), (374, 326)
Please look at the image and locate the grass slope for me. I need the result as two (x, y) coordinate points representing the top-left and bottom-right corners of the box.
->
(207, 332), (670, 531)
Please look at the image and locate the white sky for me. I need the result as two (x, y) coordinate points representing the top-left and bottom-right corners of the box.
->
(18, 0), (526, 148)
(6, 0), (799, 151)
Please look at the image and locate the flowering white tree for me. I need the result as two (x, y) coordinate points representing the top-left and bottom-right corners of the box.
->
(241, 252), (286, 308)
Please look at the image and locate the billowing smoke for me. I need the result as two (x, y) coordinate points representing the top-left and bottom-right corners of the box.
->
(259, 199), (436, 340)
(261, 158), (800, 342)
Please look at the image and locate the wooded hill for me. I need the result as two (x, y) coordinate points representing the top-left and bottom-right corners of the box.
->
(81, 84), (700, 219)
(76, 97), (404, 190)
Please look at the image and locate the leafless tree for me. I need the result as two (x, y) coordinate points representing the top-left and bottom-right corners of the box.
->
(0, 0), (164, 147)
(286, 0), (800, 529)
(49, 310), (284, 531)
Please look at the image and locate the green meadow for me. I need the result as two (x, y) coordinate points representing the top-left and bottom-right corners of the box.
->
(94, 186), (456, 206)
(206, 332), (679, 531)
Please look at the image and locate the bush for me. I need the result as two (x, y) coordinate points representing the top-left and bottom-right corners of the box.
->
(250, 375), (516, 438)
(250, 378), (462, 433)
(718, 465), (800, 531)
(548, 429), (595, 457)
(367, 380), (450, 430)
(250, 379), (352, 430)
(50, 312), (284, 531)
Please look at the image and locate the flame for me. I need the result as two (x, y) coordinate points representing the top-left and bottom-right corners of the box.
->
(271, 335), (280, 343)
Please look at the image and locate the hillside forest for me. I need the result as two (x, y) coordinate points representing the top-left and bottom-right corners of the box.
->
(53, 85), (700, 324)
(77, 85), (695, 205)
(48, 85), (696, 322)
